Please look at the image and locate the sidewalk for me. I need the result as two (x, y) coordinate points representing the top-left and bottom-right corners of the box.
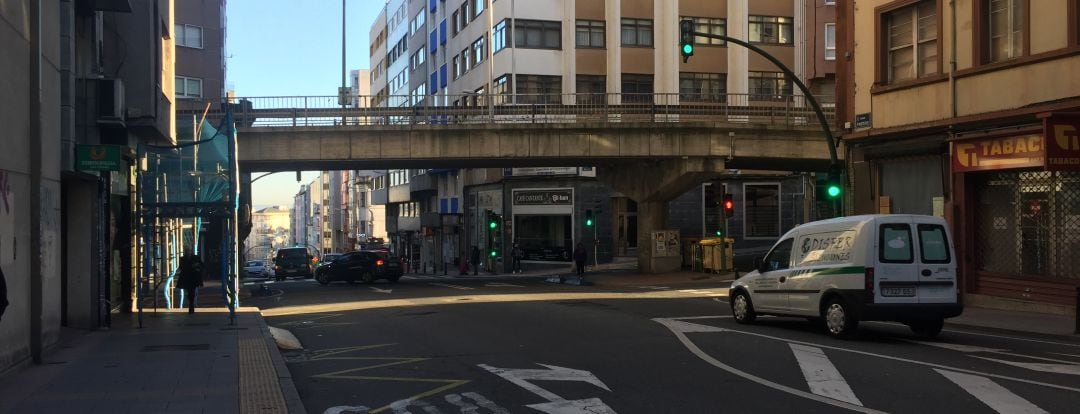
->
(946, 306), (1078, 338)
(0, 307), (305, 414)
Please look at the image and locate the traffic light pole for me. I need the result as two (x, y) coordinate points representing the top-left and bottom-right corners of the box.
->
(687, 30), (839, 166)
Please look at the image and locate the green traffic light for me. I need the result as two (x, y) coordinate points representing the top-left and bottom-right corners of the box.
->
(827, 185), (841, 198)
(715, 231), (722, 236)
(682, 43), (694, 55)
(489, 221), (497, 229)
(586, 219), (594, 227)
(490, 250), (496, 257)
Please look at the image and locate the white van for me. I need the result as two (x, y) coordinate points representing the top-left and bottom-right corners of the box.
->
(729, 214), (962, 338)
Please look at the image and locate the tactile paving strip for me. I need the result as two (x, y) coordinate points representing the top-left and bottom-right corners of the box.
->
(239, 335), (288, 414)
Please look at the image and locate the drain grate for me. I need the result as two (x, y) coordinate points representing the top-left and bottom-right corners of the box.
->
(140, 344), (210, 352)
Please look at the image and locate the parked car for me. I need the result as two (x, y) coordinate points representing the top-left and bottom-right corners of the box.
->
(315, 251), (403, 285)
(728, 214), (962, 339)
(243, 260), (265, 278)
(274, 247), (314, 281)
(316, 253), (343, 271)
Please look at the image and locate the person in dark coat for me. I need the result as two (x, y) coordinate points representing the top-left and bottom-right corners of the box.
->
(0, 264), (8, 322)
(177, 248), (205, 314)
(469, 246), (481, 276)
(511, 243), (525, 274)
(573, 243), (588, 276)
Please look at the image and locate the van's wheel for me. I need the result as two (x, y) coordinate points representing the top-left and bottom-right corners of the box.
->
(315, 271), (330, 286)
(909, 318), (945, 338)
(731, 291), (756, 324)
(822, 298), (858, 338)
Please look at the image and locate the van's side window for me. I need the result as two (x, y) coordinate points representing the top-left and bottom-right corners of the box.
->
(917, 224), (950, 264)
(879, 224), (913, 263)
(763, 238), (794, 271)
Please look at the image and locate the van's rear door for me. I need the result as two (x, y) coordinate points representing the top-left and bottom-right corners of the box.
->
(875, 219), (919, 304)
(914, 218), (958, 304)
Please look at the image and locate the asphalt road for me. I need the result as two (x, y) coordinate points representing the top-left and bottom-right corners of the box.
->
(247, 275), (1080, 414)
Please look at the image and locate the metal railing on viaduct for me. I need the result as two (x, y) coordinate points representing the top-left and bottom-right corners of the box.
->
(179, 93), (835, 128)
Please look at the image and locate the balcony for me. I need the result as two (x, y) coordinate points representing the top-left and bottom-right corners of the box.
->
(371, 188), (389, 205)
(409, 173), (436, 194)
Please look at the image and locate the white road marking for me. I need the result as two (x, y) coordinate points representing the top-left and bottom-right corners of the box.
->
(654, 317), (884, 414)
(712, 297), (728, 303)
(636, 286), (670, 290)
(661, 319), (726, 333)
(969, 356), (1080, 376)
(389, 398), (441, 414)
(455, 392), (510, 414)
(789, 344), (864, 406)
(987, 351), (1080, 365)
(478, 363), (616, 414)
(430, 282), (474, 290)
(323, 406), (371, 414)
(369, 287), (393, 294)
(866, 321), (1080, 349)
(486, 282), (526, 288)
(527, 398), (619, 414)
(903, 339), (1008, 353)
(935, 369), (1048, 414)
(1049, 352), (1080, 359)
(657, 316), (1080, 394)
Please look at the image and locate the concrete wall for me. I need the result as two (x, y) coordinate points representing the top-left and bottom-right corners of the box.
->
(0, 0), (64, 373)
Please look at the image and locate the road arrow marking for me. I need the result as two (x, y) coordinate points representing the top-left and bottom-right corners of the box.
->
(790, 344), (863, 406)
(430, 282), (474, 290)
(478, 363), (616, 413)
(936, 369), (1048, 414)
(369, 287), (393, 294)
(526, 398), (618, 414)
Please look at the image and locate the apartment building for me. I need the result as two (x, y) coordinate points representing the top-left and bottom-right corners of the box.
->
(837, 0), (1080, 314)
(366, 0), (837, 273)
(175, 0), (227, 108)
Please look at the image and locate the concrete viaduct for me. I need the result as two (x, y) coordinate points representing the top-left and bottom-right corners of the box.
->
(236, 120), (842, 273)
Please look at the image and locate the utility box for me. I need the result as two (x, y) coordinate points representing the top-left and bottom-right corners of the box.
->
(699, 238), (734, 273)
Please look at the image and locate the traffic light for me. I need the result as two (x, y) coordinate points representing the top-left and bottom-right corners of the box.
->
(680, 20), (695, 63)
(826, 165), (843, 199)
(722, 194), (735, 218)
(488, 212), (498, 230)
(585, 209), (594, 227)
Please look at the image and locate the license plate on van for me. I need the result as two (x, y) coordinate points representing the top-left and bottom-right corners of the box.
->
(882, 286), (916, 297)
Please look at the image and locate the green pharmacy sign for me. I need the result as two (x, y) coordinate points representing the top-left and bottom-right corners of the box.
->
(76, 145), (125, 172)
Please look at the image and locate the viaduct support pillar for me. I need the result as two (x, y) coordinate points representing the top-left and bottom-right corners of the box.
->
(601, 158), (724, 273)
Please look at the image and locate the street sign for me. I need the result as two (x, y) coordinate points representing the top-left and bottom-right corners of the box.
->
(76, 144), (125, 172)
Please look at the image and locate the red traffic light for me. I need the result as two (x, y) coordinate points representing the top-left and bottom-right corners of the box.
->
(722, 194), (735, 218)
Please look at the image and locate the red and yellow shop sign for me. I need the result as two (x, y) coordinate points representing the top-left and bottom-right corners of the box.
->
(951, 133), (1044, 172)
(1043, 116), (1080, 171)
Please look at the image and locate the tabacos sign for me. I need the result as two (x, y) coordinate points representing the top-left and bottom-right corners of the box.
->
(951, 133), (1044, 172)
(1043, 115), (1080, 171)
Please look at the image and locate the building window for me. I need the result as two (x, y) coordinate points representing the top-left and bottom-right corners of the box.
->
(621, 74), (653, 103)
(460, 1), (473, 28)
(453, 10), (461, 35)
(576, 75), (606, 104)
(453, 55), (461, 79)
(748, 71), (793, 100)
(825, 0), (836, 4)
(679, 72), (726, 102)
(472, 34), (487, 67)
(175, 24), (203, 48)
(176, 76), (203, 98)
(411, 47), (426, 71)
(493, 75), (510, 95)
(744, 183), (781, 239)
(410, 10), (426, 35)
(621, 18), (653, 47)
(884, 1), (938, 83)
(576, 20), (605, 48)
(515, 75), (561, 104)
(473, 0), (486, 19)
(515, 20), (561, 49)
(983, 0), (1025, 63)
(493, 19), (508, 52)
(684, 17), (725, 45)
(749, 16), (793, 44)
(825, 23), (836, 60)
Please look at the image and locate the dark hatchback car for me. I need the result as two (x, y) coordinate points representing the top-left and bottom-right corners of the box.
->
(315, 251), (403, 285)
(274, 247), (313, 281)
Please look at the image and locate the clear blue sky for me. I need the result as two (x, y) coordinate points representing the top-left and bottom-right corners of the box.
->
(227, 0), (381, 209)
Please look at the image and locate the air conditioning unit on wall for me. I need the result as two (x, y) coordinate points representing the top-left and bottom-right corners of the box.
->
(96, 78), (125, 126)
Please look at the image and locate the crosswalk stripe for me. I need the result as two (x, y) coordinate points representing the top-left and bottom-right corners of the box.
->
(429, 282), (474, 290)
(789, 343), (863, 406)
(935, 369), (1048, 414)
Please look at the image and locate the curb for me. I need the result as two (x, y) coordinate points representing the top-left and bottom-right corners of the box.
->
(255, 311), (308, 414)
(942, 320), (1080, 342)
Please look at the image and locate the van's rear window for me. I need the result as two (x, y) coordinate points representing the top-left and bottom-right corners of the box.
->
(879, 224), (913, 263)
(278, 249), (307, 258)
(918, 224), (951, 264)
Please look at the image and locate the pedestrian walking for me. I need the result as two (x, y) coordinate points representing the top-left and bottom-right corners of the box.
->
(573, 242), (588, 277)
(0, 264), (8, 323)
(469, 246), (481, 276)
(511, 243), (525, 274)
(177, 248), (205, 314)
